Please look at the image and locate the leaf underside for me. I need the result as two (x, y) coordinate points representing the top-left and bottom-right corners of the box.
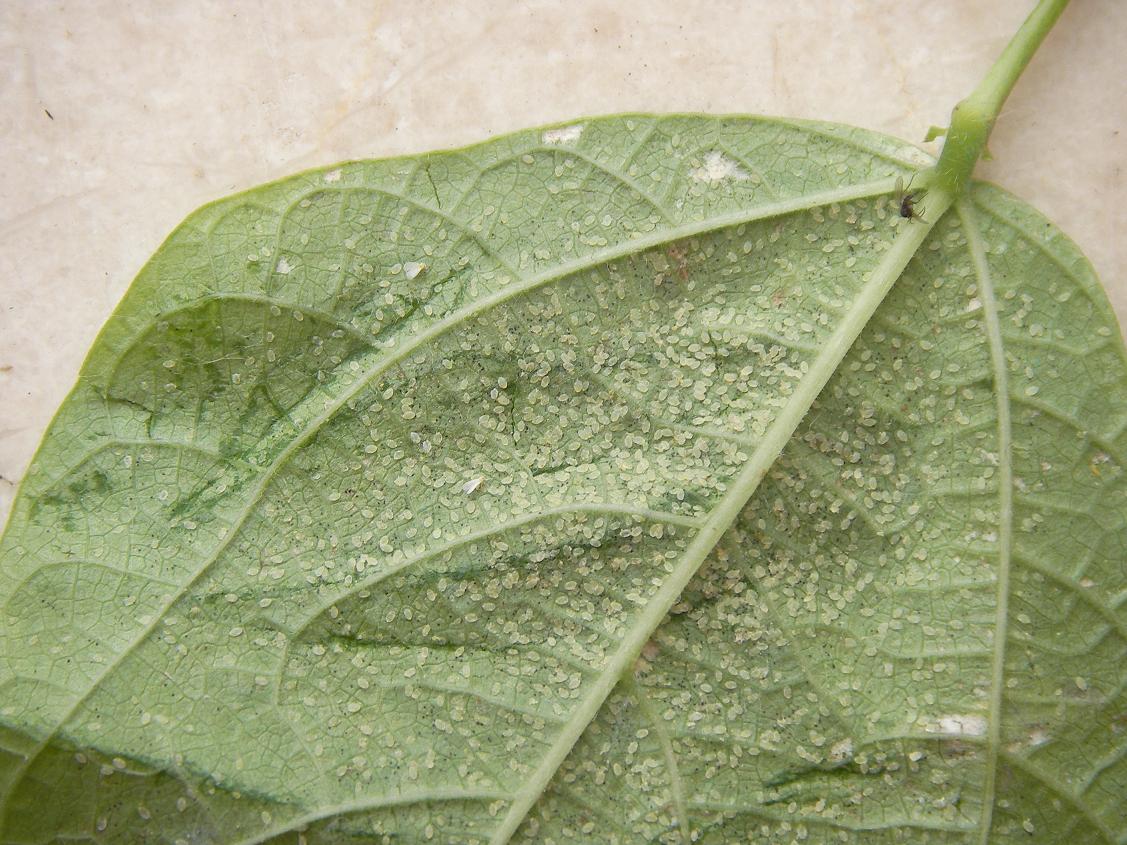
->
(0, 115), (1124, 844)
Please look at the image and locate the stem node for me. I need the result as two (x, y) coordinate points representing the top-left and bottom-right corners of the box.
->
(931, 0), (1069, 197)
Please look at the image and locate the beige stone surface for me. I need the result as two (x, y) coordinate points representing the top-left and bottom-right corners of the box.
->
(1, 0), (1124, 527)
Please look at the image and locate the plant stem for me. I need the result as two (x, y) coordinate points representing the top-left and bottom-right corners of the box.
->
(931, 0), (1070, 197)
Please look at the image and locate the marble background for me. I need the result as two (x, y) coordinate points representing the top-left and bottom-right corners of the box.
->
(1, 0), (1124, 527)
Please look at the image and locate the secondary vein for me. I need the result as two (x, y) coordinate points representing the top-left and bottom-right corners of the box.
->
(958, 199), (1013, 845)
(625, 674), (692, 844)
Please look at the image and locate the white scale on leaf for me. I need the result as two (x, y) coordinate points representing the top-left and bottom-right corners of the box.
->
(0, 2), (1124, 843)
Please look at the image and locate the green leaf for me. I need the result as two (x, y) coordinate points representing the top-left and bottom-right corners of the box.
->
(0, 113), (1124, 845)
(524, 184), (1127, 844)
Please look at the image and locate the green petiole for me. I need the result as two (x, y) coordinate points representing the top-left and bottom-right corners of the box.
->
(929, 0), (1071, 200)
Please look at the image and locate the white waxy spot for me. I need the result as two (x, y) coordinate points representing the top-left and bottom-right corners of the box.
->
(931, 714), (987, 736)
(462, 477), (484, 496)
(404, 261), (426, 279)
(690, 151), (750, 184)
(276, 257), (294, 275)
(828, 737), (854, 762)
(542, 124), (584, 145)
(323, 168), (342, 183)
